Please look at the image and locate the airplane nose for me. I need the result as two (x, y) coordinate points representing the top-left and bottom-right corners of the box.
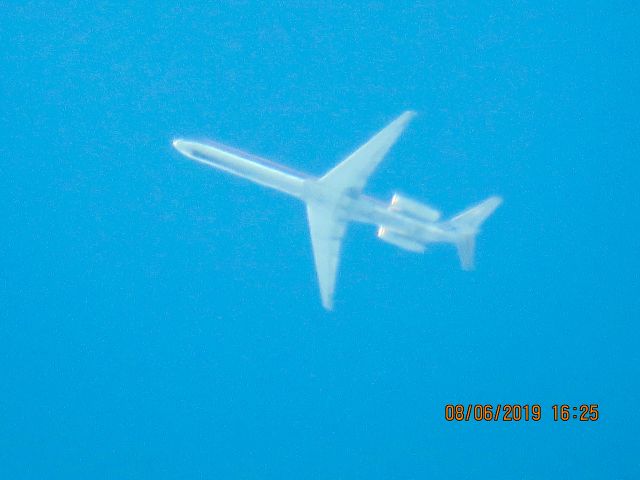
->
(172, 139), (182, 149)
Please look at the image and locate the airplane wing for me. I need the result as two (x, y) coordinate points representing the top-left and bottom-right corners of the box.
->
(319, 111), (416, 194)
(306, 111), (416, 309)
(306, 203), (347, 310)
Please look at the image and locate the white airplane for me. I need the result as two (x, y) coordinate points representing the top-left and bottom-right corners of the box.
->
(173, 111), (502, 310)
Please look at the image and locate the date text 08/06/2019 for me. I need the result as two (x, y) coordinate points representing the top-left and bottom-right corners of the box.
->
(444, 404), (599, 422)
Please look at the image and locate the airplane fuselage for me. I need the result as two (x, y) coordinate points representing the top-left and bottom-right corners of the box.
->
(172, 139), (456, 244)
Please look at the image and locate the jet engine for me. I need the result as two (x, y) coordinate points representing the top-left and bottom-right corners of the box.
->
(389, 193), (441, 222)
(377, 226), (425, 253)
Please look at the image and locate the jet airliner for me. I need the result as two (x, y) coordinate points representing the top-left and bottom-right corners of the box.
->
(173, 111), (501, 310)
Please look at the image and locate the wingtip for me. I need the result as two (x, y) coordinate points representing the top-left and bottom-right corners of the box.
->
(320, 293), (335, 311)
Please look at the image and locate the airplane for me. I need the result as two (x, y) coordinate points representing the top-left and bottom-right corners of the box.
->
(172, 111), (502, 310)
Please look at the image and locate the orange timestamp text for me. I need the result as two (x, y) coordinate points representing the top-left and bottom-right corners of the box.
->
(444, 404), (599, 422)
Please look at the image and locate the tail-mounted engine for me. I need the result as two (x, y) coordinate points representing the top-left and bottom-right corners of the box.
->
(389, 193), (441, 222)
(377, 226), (425, 253)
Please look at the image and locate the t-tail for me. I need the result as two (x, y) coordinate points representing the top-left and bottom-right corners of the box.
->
(447, 196), (502, 270)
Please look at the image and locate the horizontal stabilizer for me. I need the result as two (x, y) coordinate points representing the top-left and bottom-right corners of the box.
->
(455, 235), (476, 270)
(448, 196), (502, 233)
(449, 196), (502, 269)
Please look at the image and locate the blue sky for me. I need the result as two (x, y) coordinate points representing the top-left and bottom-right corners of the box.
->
(1, 2), (639, 478)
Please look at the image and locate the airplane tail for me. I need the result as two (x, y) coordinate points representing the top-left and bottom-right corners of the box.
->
(447, 196), (502, 270)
